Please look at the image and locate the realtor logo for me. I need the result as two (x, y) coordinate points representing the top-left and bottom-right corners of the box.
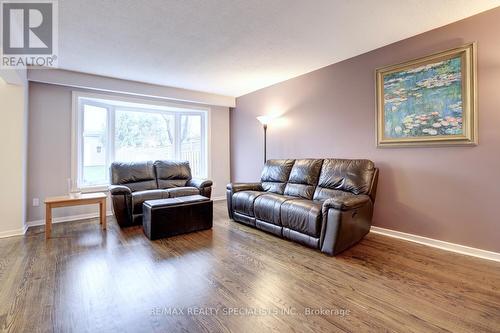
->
(1, 0), (58, 68)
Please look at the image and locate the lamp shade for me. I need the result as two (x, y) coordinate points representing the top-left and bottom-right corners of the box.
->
(256, 115), (273, 125)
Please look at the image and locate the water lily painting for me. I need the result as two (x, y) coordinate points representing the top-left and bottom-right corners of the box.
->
(376, 43), (477, 147)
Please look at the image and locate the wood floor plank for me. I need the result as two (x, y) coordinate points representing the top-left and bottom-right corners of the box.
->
(0, 200), (498, 333)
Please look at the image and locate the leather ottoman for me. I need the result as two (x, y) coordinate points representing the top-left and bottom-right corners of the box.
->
(142, 195), (213, 240)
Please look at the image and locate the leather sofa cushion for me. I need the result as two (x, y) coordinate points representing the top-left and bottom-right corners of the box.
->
(154, 160), (192, 189)
(110, 161), (157, 192)
(167, 187), (199, 198)
(158, 179), (187, 189)
(261, 182), (286, 195)
(232, 190), (266, 217)
(132, 189), (169, 214)
(284, 159), (323, 199)
(126, 180), (160, 192)
(281, 199), (323, 237)
(315, 159), (375, 197)
(283, 183), (316, 200)
(287, 159), (323, 185)
(313, 188), (351, 202)
(254, 193), (294, 225)
(261, 159), (295, 194)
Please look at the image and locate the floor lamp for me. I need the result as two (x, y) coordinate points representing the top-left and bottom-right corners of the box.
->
(256, 116), (271, 164)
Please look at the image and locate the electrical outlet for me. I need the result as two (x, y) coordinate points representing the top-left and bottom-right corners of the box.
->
(33, 198), (39, 207)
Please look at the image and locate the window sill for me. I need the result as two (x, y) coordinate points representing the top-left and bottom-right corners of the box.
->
(75, 185), (110, 193)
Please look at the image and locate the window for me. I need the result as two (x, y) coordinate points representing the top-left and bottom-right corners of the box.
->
(73, 92), (208, 190)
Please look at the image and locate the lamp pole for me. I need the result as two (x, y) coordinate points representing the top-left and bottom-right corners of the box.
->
(263, 123), (267, 164)
(257, 115), (272, 164)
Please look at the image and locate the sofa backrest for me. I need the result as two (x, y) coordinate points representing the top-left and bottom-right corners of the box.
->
(110, 161), (157, 192)
(284, 159), (323, 199)
(260, 159), (295, 194)
(313, 159), (375, 201)
(262, 158), (376, 201)
(154, 160), (192, 189)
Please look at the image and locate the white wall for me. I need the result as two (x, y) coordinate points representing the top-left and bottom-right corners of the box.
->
(0, 78), (28, 237)
(28, 81), (230, 222)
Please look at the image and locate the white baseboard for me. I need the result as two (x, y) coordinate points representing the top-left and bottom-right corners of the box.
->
(212, 196), (226, 201)
(0, 225), (28, 239)
(27, 211), (114, 228)
(370, 226), (500, 262)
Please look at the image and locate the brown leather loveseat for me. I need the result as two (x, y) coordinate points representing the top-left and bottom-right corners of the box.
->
(109, 160), (212, 227)
(226, 159), (378, 255)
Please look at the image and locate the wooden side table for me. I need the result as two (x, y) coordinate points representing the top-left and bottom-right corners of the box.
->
(44, 193), (107, 239)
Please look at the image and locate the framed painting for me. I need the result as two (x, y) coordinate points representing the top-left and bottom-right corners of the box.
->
(376, 43), (477, 147)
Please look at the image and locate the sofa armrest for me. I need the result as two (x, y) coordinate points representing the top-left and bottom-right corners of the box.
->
(226, 182), (262, 220)
(320, 195), (374, 256)
(109, 185), (132, 196)
(226, 182), (263, 193)
(187, 178), (213, 199)
(108, 185), (132, 227)
(322, 194), (370, 211)
(187, 178), (213, 188)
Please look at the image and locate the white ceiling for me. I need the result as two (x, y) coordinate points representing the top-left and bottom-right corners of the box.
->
(58, 0), (500, 97)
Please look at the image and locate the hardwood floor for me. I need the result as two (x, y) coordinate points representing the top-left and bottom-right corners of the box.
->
(0, 201), (499, 333)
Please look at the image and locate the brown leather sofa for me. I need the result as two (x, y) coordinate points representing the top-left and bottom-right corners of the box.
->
(226, 159), (378, 255)
(109, 160), (212, 227)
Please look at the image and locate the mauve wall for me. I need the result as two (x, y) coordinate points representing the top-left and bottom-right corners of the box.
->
(28, 82), (230, 222)
(231, 7), (500, 252)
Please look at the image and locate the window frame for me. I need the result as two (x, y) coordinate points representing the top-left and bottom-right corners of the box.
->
(71, 91), (210, 192)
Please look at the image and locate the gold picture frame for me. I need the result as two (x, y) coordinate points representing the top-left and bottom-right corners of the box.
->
(375, 43), (477, 148)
